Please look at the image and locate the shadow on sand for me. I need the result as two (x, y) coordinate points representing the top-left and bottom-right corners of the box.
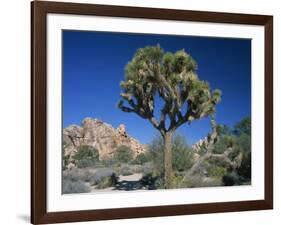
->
(113, 174), (159, 191)
(113, 180), (143, 191)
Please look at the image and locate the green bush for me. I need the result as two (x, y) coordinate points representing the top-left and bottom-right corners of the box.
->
(170, 174), (185, 188)
(89, 168), (115, 185)
(113, 145), (134, 164)
(235, 132), (251, 154)
(96, 173), (118, 189)
(147, 134), (194, 174)
(140, 162), (154, 175)
(147, 135), (164, 173)
(73, 145), (99, 168)
(213, 135), (234, 154)
(134, 152), (153, 165)
(119, 165), (134, 176)
(62, 143), (70, 170)
(172, 134), (194, 172)
(101, 158), (115, 167)
(234, 117), (251, 135)
(207, 165), (227, 177)
(161, 173), (222, 189)
(183, 175), (222, 188)
(63, 154), (70, 170)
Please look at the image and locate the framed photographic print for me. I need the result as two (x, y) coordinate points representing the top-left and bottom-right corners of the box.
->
(31, 1), (273, 224)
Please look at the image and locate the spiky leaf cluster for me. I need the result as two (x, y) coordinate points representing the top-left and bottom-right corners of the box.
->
(118, 45), (222, 134)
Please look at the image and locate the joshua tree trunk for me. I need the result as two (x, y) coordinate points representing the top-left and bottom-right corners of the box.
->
(164, 131), (173, 188)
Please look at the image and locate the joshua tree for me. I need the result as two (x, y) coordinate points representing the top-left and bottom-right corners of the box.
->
(118, 45), (221, 188)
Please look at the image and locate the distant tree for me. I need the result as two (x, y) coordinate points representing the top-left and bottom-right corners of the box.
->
(172, 134), (194, 172)
(216, 124), (232, 136)
(233, 117), (251, 182)
(147, 134), (165, 173)
(234, 116), (251, 135)
(118, 45), (222, 188)
(147, 134), (194, 173)
(62, 142), (70, 170)
(114, 145), (134, 163)
(134, 152), (152, 165)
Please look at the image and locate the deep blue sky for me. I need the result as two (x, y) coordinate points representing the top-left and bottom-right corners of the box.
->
(63, 30), (251, 145)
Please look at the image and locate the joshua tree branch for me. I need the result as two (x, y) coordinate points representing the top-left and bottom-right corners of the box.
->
(186, 118), (239, 177)
(119, 98), (164, 134)
(119, 105), (135, 113)
(186, 146), (238, 177)
(210, 152), (237, 168)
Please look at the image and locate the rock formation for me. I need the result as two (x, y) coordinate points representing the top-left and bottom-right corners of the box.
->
(63, 118), (146, 163)
(192, 137), (208, 152)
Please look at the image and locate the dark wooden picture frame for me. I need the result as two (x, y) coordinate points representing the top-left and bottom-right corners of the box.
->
(31, 1), (273, 224)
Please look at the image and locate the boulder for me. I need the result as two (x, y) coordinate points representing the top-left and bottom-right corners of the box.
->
(63, 118), (146, 163)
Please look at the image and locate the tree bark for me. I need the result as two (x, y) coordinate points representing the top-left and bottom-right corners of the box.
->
(164, 132), (173, 188)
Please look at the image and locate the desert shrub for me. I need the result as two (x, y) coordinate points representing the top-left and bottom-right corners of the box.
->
(96, 173), (118, 189)
(183, 175), (222, 188)
(89, 168), (115, 186)
(140, 162), (154, 175)
(113, 164), (142, 176)
(134, 153), (147, 165)
(116, 163), (154, 177)
(62, 180), (91, 194)
(147, 134), (164, 172)
(113, 145), (134, 164)
(63, 154), (70, 170)
(235, 133), (251, 152)
(134, 152), (153, 165)
(62, 142), (71, 170)
(63, 169), (87, 182)
(213, 135), (235, 154)
(148, 134), (194, 174)
(207, 165), (227, 178)
(133, 164), (144, 173)
(120, 165), (134, 176)
(63, 168), (99, 184)
(63, 169), (81, 182)
(170, 174), (185, 188)
(216, 124), (232, 136)
(101, 158), (116, 167)
(172, 134), (194, 172)
(73, 145), (99, 168)
(233, 121), (251, 183)
(163, 173), (222, 189)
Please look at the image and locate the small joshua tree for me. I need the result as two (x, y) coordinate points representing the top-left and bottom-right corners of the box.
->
(118, 45), (221, 188)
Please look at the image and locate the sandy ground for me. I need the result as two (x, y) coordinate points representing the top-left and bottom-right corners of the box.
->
(119, 173), (143, 181)
(90, 173), (143, 192)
